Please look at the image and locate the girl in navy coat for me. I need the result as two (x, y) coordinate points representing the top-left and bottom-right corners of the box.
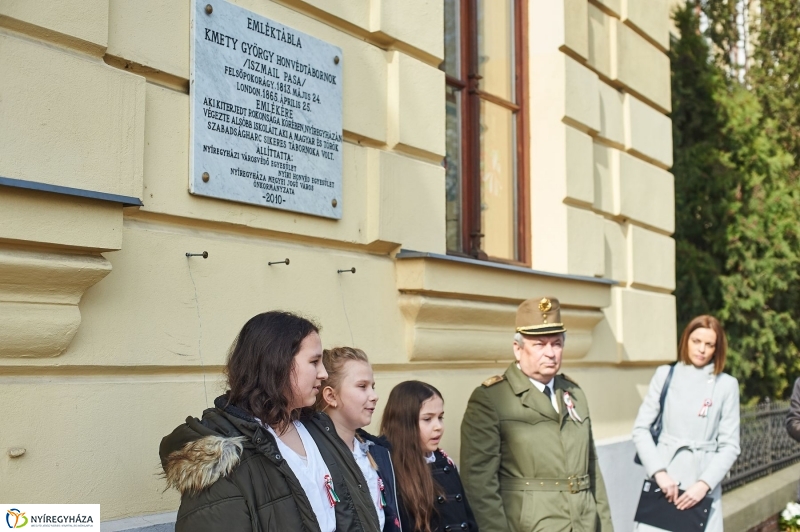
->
(317, 347), (402, 532)
(381, 381), (478, 532)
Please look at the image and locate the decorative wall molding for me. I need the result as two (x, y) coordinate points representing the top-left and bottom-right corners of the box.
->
(395, 253), (612, 363)
(0, 247), (111, 357)
(399, 294), (603, 362)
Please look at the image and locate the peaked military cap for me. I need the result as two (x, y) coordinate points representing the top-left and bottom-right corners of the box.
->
(515, 296), (567, 335)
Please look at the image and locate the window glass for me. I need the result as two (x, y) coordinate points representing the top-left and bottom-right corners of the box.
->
(479, 100), (517, 260)
(443, 0), (460, 78)
(477, 0), (514, 101)
(445, 86), (462, 251)
(443, 0), (523, 261)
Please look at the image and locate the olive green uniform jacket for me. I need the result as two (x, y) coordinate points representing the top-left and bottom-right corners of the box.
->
(460, 364), (613, 532)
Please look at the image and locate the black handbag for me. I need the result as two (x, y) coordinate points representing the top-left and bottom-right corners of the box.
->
(634, 363), (676, 465)
(634, 479), (713, 531)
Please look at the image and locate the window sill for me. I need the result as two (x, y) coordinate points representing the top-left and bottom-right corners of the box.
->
(397, 249), (615, 288)
(0, 175), (143, 207)
(394, 249), (616, 364)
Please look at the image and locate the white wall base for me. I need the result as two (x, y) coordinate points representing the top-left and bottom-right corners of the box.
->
(101, 511), (176, 532)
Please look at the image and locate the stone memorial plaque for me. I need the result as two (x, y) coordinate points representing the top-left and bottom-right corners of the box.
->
(190, 0), (343, 218)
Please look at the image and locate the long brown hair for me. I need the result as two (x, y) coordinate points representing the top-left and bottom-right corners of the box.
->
(224, 311), (320, 431)
(381, 381), (443, 532)
(678, 315), (728, 374)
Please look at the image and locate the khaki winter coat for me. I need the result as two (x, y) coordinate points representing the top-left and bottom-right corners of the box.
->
(160, 397), (380, 532)
(460, 364), (614, 532)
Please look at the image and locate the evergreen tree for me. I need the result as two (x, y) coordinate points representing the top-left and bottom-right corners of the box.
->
(672, 5), (733, 332)
(672, 2), (800, 401)
(702, 0), (800, 173)
(715, 85), (800, 401)
(748, 0), (800, 182)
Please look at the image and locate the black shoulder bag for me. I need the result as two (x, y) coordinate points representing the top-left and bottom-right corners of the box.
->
(634, 363), (676, 465)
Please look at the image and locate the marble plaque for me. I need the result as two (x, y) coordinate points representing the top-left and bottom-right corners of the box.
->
(190, 0), (343, 219)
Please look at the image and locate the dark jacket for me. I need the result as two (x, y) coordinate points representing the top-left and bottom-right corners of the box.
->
(787, 377), (800, 441)
(356, 430), (402, 532)
(397, 450), (478, 532)
(159, 396), (381, 532)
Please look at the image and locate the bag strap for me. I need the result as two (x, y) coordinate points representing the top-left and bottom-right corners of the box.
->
(651, 363), (676, 435)
(659, 363), (676, 411)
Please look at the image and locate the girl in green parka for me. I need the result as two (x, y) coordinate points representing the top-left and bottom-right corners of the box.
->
(159, 311), (381, 532)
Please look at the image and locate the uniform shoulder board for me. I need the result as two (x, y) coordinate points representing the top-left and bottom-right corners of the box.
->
(482, 375), (505, 387)
(561, 373), (579, 386)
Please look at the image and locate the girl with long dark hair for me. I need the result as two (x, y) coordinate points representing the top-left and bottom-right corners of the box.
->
(159, 311), (380, 532)
(380, 381), (477, 532)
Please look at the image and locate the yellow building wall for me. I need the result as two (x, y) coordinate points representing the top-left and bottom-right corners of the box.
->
(0, 0), (675, 521)
(529, 0), (677, 361)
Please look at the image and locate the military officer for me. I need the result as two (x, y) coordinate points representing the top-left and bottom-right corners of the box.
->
(460, 296), (613, 532)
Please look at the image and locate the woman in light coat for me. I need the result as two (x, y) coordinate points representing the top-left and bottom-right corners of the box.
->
(632, 315), (740, 532)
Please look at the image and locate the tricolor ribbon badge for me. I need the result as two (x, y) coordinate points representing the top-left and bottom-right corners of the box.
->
(377, 477), (387, 508)
(563, 391), (583, 422)
(439, 448), (455, 467)
(698, 398), (712, 417)
(324, 474), (340, 507)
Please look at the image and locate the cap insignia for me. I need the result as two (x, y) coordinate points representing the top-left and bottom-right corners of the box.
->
(538, 298), (552, 312)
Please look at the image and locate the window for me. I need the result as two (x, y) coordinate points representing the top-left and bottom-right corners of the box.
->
(443, 0), (528, 263)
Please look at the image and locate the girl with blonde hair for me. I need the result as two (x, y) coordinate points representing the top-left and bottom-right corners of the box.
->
(317, 347), (401, 532)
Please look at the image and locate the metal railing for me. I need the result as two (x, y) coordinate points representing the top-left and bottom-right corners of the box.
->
(722, 400), (800, 492)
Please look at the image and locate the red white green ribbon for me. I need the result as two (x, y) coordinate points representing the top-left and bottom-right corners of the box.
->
(324, 474), (340, 507)
(377, 477), (387, 508)
(439, 448), (455, 467)
(563, 391), (582, 422)
(698, 398), (712, 417)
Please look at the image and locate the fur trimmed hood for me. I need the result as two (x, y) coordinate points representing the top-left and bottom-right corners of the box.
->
(163, 434), (246, 495)
(160, 396), (272, 495)
(161, 403), (382, 532)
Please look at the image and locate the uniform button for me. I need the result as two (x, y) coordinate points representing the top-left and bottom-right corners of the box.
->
(275, 454), (282, 460)
(255, 437), (262, 444)
(443, 466), (451, 473)
(358, 484), (362, 488)
(455, 494), (462, 502)
(461, 523), (467, 529)
(325, 426), (330, 431)
(437, 496), (445, 504)
(444, 527), (451, 532)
